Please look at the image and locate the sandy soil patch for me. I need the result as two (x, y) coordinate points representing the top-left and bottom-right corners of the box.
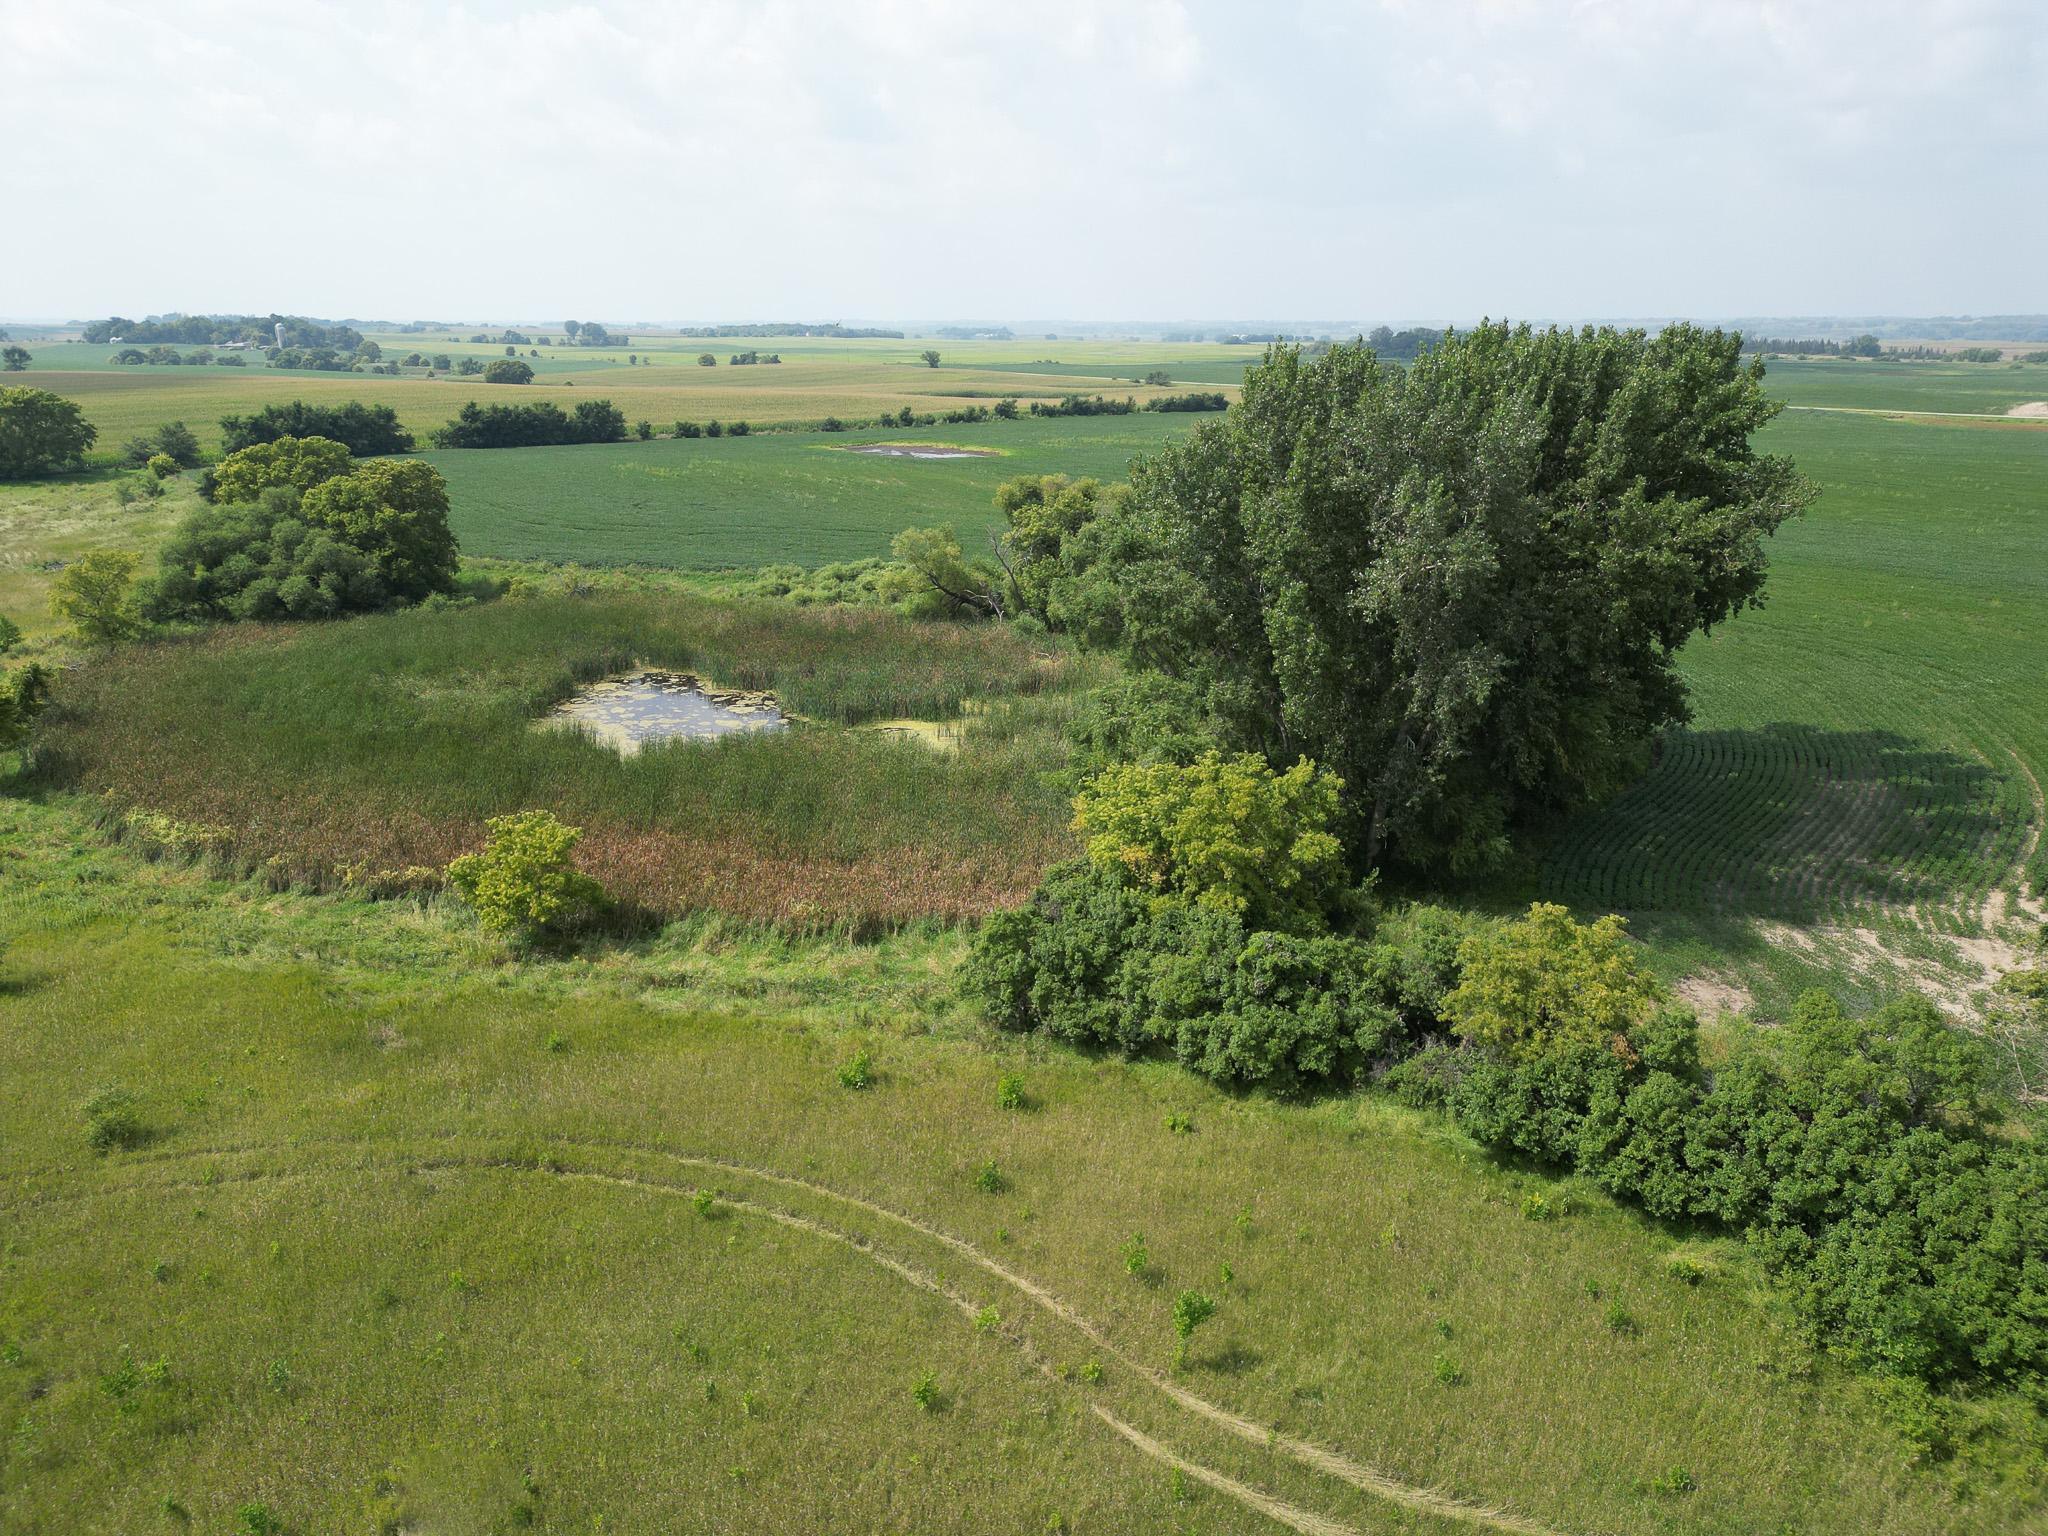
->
(1676, 974), (1754, 1018)
(2007, 401), (2048, 418)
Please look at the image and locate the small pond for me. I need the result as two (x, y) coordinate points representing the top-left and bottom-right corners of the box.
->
(548, 670), (786, 755)
(845, 443), (996, 460)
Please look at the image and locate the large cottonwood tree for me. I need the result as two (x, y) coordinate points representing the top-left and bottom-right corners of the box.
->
(1066, 324), (1812, 871)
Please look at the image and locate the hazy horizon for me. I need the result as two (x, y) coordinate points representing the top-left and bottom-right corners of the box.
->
(4, 0), (2042, 320)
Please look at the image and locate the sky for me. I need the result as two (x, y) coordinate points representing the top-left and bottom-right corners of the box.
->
(2, 0), (2042, 325)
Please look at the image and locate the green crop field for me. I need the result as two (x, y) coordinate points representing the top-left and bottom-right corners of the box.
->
(1542, 407), (2048, 1009)
(1754, 356), (2048, 414)
(429, 414), (1203, 569)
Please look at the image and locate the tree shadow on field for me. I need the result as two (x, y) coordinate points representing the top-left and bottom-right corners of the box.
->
(1536, 725), (2021, 926)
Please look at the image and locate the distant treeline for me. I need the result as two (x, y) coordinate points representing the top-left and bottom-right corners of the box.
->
(111, 347), (247, 367)
(83, 314), (363, 350)
(1742, 335), (2015, 362)
(266, 348), (357, 372)
(933, 326), (1015, 340)
(1887, 344), (2006, 362)
(1361, 326), (1446, 360)
(1742, 335), (1883, 356)
(561, 321), (623, 347)
(430, 399), (628, 449)
(1028, 394), (1136, 417)
(1144, 391), (1228, 412)
(1723, 314), (2048, 343)
(673, 323), (904, 339)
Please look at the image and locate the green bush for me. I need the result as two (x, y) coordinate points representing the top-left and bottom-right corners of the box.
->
(0, 386), (96, 478)
(1062, 672), (1222, 786)
(145, 452), (178, 479)
(964, 859), (1411, 1095)
(82, 1085), (146, 1150)
(446, 810), (610, 938)
(1170, 1289), (1215, 1367)
(0, 656), (49, 752)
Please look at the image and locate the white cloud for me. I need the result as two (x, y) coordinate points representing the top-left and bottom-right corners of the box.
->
(0, 0), (2039, 319)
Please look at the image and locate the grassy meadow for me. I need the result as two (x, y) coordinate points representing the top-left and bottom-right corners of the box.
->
(0, 794), (2027, 1536)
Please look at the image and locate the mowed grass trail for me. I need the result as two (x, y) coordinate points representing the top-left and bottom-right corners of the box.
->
(0, 798), (2012, 1536)
(1542, 408), (2048, 1006)
(430, 414), (1201, 568)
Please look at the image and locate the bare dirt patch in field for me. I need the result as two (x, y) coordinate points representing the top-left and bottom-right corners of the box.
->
(2007, 401), (2048, 418)
(1676, 974), (1754, 1018)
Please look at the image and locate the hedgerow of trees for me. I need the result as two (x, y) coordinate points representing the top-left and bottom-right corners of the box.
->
(561, 321), (624, 347)
(221, 401), (415, 457)
(1029, 394), (1135, 417)
(430, 399), (627, 449)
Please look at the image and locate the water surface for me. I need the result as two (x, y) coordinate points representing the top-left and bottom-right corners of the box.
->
(549, 670), (786, 755)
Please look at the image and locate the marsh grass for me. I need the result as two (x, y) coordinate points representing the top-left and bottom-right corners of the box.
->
(37, 593), (1097, 927)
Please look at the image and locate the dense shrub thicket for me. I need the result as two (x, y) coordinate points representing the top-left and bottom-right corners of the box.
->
(970, 765), (2048, 1400)
(970, 763), (2048, 1399)
(1436, 922), (2048, 1396)
(966, 751), (1400, 1095)
(430, 399), (627, 448)
(221, 401), (414, 456)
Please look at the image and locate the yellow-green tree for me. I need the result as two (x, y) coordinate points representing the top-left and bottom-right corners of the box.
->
(1072, 751), (1343, 931)
(447, 810), (609, 939)
(210, 435), (352, 503)
(49, 549), (142, 644)
(1442, 902), (1664, 1060)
